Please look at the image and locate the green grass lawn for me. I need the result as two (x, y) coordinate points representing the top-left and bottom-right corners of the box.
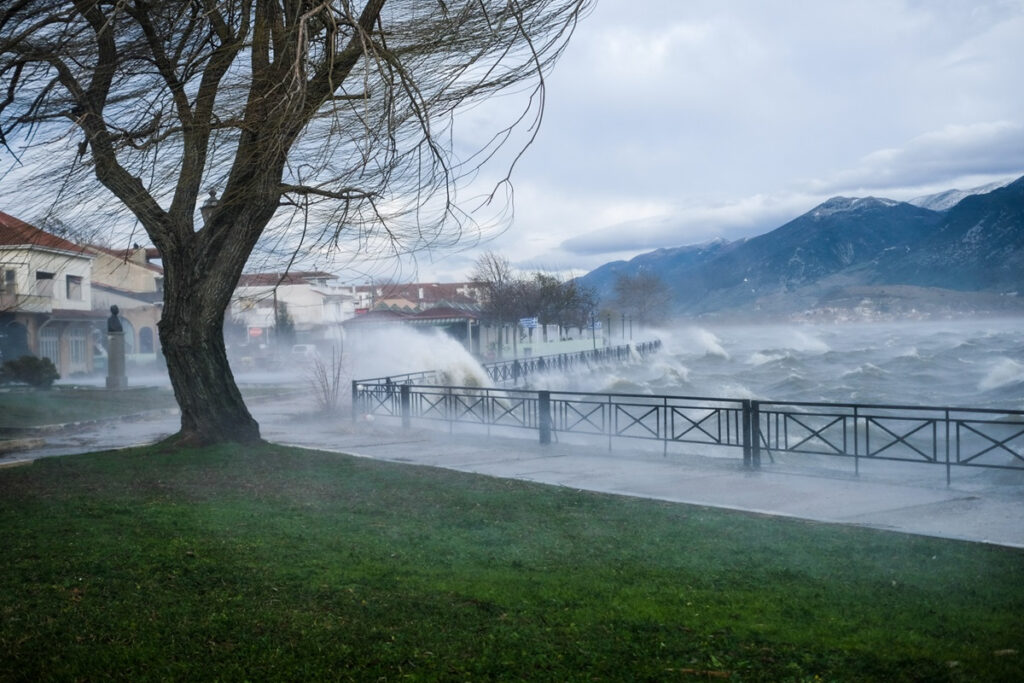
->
(0, 384), (293, 429)
(1, 443), (1021, 681)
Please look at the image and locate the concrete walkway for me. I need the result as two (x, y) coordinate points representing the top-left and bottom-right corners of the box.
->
(5, 399), (1023, 548)
(266, 415), (1024, 549)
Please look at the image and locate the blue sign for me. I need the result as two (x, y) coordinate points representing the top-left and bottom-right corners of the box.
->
(519, 317), (539, 328)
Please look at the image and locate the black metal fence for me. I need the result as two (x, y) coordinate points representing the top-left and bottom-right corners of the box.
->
(483, 341), (661, 385)
(351, 381), (1024, 484)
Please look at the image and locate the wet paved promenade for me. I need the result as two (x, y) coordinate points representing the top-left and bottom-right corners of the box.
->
(5, 396), (1023, 548)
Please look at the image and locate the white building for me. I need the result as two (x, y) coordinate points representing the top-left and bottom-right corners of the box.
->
(230, 271), (356, 349)
(0, 212), (99, 376)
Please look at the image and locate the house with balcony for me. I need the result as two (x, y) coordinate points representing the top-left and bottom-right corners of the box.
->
(0, 212), (100, 376)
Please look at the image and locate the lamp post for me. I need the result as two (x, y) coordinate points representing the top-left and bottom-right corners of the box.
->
(606, 314), (611, 347)
(590, 312), (596, 350)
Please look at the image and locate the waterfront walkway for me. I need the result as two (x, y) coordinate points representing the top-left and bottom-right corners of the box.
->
(4, 396), (1023, 548)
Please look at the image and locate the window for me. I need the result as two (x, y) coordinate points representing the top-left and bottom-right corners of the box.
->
(139, 327), (154, 354)
(69, 327), (87, 365)
(0, 269), (15, 293)
(34, 271), (54, 297)
(39, 327), (59, 365)
(120, 318), (135, 355)
(66, 275), (83, 301)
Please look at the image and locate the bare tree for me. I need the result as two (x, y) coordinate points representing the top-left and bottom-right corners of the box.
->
(472, 250), (516, 315)
(613, 271), (672, 327)
(0, 0), (590, 445)
(472, 253), (594, 346)
(530, 272), (593, 337)
(471, 250), (524, 357)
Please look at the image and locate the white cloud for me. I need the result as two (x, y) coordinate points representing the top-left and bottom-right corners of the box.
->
(558, 193), (816, 256)
(806, 122), (1024, 195)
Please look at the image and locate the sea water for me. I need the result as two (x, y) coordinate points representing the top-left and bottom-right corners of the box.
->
(341, 318), (1023, 411)
(569, 318), (1024, 411)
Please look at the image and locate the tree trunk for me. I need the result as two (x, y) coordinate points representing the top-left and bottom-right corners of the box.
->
(158, 269), (260, 447)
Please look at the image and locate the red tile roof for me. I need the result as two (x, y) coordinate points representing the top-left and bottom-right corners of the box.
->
(0, 212), (91, 255)
(237, 271), (337, 287)
(360, 282), (480, 306)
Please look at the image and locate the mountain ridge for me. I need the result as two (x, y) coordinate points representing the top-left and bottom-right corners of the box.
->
(577, 175), (1024, 319)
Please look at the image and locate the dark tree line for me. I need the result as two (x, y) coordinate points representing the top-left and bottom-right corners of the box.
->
(471, 251), (595, 347)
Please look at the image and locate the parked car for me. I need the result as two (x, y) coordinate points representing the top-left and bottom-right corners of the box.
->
(291, 344), (320, 360)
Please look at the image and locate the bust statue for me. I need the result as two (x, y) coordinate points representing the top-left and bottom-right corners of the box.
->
(107, 304), (123, 333)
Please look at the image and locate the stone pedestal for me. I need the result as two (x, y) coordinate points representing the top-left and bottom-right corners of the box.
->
(106, 331), (128, 389)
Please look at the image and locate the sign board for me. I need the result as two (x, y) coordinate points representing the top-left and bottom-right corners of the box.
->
(248, 327), (263, 338)
(590, 320), (602, 330)
(519, 317), (539, 328)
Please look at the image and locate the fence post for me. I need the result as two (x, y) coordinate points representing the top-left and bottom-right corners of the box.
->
(742, 399), (752, 468)
(447, 386), (454, 434)
(351, 381), (359, 422)
(538, 390), (552, 445)
(751, 400), (761, 469)
(401, 384), (411, 429)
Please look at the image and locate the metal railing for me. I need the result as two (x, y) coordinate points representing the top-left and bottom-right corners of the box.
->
(351, 381), (1024, 483)
(359, 340), (662, 388)
(754, 400), (1024, 483)
(483, 341), (661, 385)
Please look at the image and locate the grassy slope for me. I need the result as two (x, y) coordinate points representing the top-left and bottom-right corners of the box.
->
(0, 385), (289, 429)
(0, 386), (178, 428)
(1, 443), (1021, 681)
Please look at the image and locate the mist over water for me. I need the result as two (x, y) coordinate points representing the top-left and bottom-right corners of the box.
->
(65, 319), (1019, 415)
(557, 319), (1024, 410)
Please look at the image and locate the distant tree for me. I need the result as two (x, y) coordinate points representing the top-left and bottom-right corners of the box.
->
(274, 301), (296, 347)
(0, 0), (590, 445)
(613, 271), (672, 327)
(531, 272), (594, 337)
(472, 253), (595, 346)
(472, 251), (522, 354)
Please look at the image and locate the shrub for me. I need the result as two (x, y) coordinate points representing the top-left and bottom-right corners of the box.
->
(0, 355), (60, 389)
(309, 346), (344, 414)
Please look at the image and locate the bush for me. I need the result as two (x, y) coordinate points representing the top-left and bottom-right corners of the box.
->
(309, 346), (344, 414)
(0, 355), (60, 389)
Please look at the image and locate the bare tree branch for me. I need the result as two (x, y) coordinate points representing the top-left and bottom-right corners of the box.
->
(0, 0), (593, 445)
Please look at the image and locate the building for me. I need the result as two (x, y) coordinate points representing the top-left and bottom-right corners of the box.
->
(230, 271), (356, 350)
(354, 281), (484, 313)
(84, 244), (164, 359)
(0, 212), (100, 376)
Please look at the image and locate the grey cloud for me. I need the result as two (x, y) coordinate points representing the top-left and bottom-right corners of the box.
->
(808, 122), (1024, 195)
(559, 195), (813, 256)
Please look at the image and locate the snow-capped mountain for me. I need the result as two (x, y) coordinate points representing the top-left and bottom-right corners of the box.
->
(908, 178), (1015, 212)
(577, 175), (1024, 318)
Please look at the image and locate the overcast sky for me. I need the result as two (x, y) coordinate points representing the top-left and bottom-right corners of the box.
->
(410, 0), (1024, 282)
